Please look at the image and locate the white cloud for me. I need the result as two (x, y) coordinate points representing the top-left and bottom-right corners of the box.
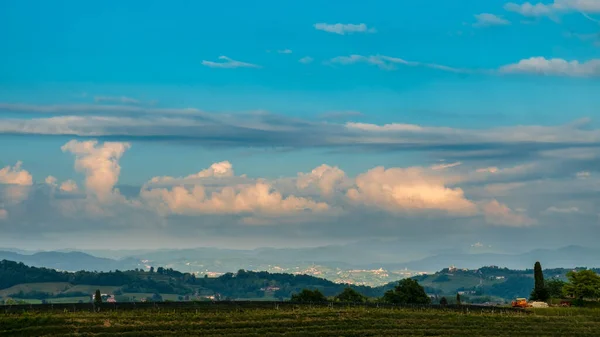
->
(141, 182), (329, 216)
(346, 166), (478, 216)
(45, 175), (78, 193)
(314, 23), (376, 35)
(299, 56), (314, 64)
(0, 102), (208, 117)
(45, 175), (57, 187)
(61, 140), (130, 202)
(499, 57), (600, 77)
(94, 96), (140, 104)
(505, 1), (600, 17)
(431, 162), (462, 170)
(545, 206), (580, 213)
(0, 161), (33, 186)
(473, 13), (511, 27)
(296, 164), (347, 197)
(60, 180), (79, 193)
(328, 54), (600, 78)
(504, 2), (557, 16)
(481, 199), (536, 227)
(0, 162), (33, 204)
(329, 54), (468, 73)
(201, 56), (261, 69)
(147, 161), (235, 186)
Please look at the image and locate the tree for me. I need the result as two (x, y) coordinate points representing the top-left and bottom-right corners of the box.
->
(382, 278), (431, 305)
(335, 287), (366, 303)
(530, 261), (549, 301)
(290, 289), (327, 303)
(149, 267), (154, 273)
(563, 270), (600, 301)
(439, 297), (448, 306)
(94, 289), (102, 305)
(151, 293), (163, 302)
(546, 279), (566, 298)
(456, 293), (461, 305)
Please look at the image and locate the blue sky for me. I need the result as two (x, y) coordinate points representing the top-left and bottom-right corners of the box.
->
(1, 0), (600, 250)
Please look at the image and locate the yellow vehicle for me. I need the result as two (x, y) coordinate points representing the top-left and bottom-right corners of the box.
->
(511, 298), (530, 308)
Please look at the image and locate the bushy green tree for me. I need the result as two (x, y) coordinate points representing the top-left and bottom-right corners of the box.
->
(382, 278), (431, 304)
(335, 287), (366, 303)
(290, 289), (327, 303)
(546, 279), (566, 298)
(563, 270), (600, 301)
(439, 297), (448, 306)
(151, 293), (163, 302)
(530, 261), (549, 301)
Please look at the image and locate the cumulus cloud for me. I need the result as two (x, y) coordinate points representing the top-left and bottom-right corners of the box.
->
(5, 136), (595, 246)
(201, 56), (261, 69)
(499, 57), (600, 77)
(44, 175), (78, 193)
(296, 164), (347, 197)
(148, 161), (235, 186)
(45, 176), (57, 187)
(141, 182), (329, 216)
(314, 23), (376, 35)
(346, 166), (478, 216)
(60, 180), (79, 192)
(481, 199), (536, 226)
(0, 161), (33, 186)
(61, 140), (130, 202)
(473, 13), (511, 27)
(0, 162), (33, 204)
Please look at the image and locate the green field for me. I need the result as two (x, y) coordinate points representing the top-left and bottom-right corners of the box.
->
(1, 306), (599, 336)
(0, 283), (72, 298)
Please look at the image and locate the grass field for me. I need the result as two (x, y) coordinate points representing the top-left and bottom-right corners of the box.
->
(0, 283), (72, 298)
(1, 306), (599, 336)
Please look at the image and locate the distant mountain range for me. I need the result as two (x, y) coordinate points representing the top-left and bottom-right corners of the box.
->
(1, 244), (598, 286)
(0, 251), (140, 272)
(377, 245), (600, 271)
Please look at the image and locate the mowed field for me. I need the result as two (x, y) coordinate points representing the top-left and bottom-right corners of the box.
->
(1, 306), (599, 336)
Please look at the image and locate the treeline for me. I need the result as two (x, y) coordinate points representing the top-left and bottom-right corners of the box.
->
(1, 260), (389, 299)
(0, 260), (197, 295)
(201, 269), (390, 299)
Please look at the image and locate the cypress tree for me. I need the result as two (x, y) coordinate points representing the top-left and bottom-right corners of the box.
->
(530, 261), (549, 301)
(94, 289), (102, 305)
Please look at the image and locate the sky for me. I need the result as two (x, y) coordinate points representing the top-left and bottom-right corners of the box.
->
(1, 0), (600, 252)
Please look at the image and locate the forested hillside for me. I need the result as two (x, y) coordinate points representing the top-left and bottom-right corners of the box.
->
(2, 260), (598, 303)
